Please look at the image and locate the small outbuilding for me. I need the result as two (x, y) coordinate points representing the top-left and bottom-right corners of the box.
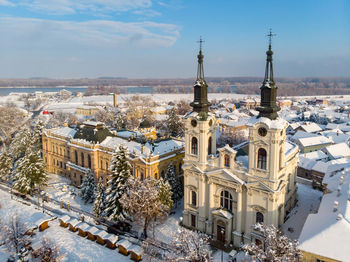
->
(129, 245), (142, 261)
(86, 226), (100, 241)
(104, 234), (119, 249)
(68, 218), (81, 232)
(96, 230), (109, 245)
(58, 215), (71, 228)
(77, 223), (91, 237)
(117, 239), (132, 256)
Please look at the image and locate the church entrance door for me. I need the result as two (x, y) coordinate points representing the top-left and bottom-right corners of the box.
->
(217, 225), (225, 243)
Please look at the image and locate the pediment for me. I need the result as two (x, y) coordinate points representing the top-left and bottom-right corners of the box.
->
(208, 168), (244, 185)
(246, 180), (274, 192)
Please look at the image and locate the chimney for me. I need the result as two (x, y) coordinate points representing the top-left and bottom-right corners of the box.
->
(333, 201), (338, 212)
(113, 93), (117, 107)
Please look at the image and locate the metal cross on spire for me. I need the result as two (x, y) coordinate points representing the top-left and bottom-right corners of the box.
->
(197, 36), (205, 52)
(267, 28), (276, 47)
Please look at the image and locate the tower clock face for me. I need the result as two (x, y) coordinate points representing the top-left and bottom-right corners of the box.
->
(258, 127), (267, 137)
(191, 119), (197, 127)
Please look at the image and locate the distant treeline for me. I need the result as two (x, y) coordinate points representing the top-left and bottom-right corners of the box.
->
(1, 77), (350, 96)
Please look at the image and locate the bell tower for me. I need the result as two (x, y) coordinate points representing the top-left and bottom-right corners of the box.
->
(248, 30), (287, 186)
(184, 37), (216, 167)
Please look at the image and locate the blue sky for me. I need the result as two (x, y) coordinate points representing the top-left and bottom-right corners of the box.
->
(0, 0), (349, 78)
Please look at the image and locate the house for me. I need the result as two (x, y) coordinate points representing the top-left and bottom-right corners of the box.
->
(298, 170), (350, 262)
(323, 143), (350, 160)
(295, 122), (323, 133)
(294, 136), (333, 153)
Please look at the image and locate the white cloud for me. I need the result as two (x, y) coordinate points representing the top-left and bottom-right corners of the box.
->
(3, 0), (153, 14)
(0, 16), (179, 49)
(0, 0), (14, 6)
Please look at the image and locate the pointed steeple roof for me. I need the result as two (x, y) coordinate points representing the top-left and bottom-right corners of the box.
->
(190, 37), (211, 113)
(257, 29), (280, 120)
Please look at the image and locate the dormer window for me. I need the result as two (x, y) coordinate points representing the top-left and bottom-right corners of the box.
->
(224, 154), (230, 168)
(257, 148), (267, 169)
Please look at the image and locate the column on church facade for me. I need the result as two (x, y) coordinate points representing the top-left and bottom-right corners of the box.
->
(233, 187), (243, 246)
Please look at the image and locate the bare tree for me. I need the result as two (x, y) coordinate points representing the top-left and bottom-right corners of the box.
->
(217, 129), (247, 148)
(176, 100), (192, 116)
(120, 177), (173, 239)
(32, 237), (64, 262)
(0, 214), (30, 255)
(241, 224), (302, 262)
(168, 227), (212, 262)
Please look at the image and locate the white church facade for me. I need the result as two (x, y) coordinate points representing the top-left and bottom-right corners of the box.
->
(182, 38), (299, 247)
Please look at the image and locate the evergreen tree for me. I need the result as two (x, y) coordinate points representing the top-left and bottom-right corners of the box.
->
(12, 149), (48, 195)
(165, 163), (183, 205)
(9, 127), (32, 160)
(166, 108), (184, 137)
(80, 170), (97, 204)
(104, 145), (131, 221)
(93, 177), (106, 218)
(0, 151), (12, 182)
(33, 120), (45, 152)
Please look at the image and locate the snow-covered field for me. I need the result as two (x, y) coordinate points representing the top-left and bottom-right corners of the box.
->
(283, 183), (323, 240)
(45, 173), (93, 214)
(0, 189), (132, 262)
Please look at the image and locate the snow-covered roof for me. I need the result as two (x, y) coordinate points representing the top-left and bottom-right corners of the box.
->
(285, 141), (298, 159)
(117, 239), (132, 249)
(100, 136), (184, 158)
(104, 234), (119, 244)
(128, 245), (142, 255)
(297, 136), (333, 147)
(59, 215), (71, 224)
(218, 144), (237, 154)
(299, 122), (323, 133)
(212, 209), (233, 219)
(298, 157), (317, 170)
(290, 131), (318, 142)
(50, 127), (77, 138)
(324, 142), (350, 160)
(301, 150), (328, 161)
(246, 116), (287, 130)
(298, 171), (350, 261)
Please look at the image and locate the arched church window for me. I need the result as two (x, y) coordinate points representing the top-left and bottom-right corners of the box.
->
(257, 148), (267, 169)
(224, 154), (230, 168)
(256, 212), (264, 223)
(191, 190), (197, 206)
(191, 137), (198, 155)
(75, 150), (78, 164)
(208, 137), (212, 155)
(220, 190), (233, 212)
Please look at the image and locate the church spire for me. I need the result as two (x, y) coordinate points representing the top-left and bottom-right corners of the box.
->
(257, 29), (280, 120)
(190, 36), (210, 113)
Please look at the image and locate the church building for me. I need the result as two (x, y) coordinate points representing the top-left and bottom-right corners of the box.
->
(182, 36), (299, 247)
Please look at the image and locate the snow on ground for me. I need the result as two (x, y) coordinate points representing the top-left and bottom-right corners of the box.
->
(283, 183), (323, 240)
(45, 173), (93, 214)
(0, 188), (132, 262)
(35, 221), (130, 262)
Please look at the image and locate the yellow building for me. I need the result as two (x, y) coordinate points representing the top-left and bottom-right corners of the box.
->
(76, 105), (102, 116)
(42, 123), (184, 187)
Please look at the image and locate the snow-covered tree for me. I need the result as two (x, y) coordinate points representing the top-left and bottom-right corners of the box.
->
(165, 163), (183, 205)
(0, 151), (12, 182)
(166, 108), (184, 137)
(8, 127), (32, 160)
(80, 170), (97, 204)
(120, 177), (172, 239)
(33, 120), (45, 151)
(104, 145), (131, 221)
(12, 149), (48, 195)
(32, 237), (64, 262)
(93, 177), (106, 218)
(0, 214), (30, 255)
(169, 227), (212, 262)
(241, 223), (302, 262)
